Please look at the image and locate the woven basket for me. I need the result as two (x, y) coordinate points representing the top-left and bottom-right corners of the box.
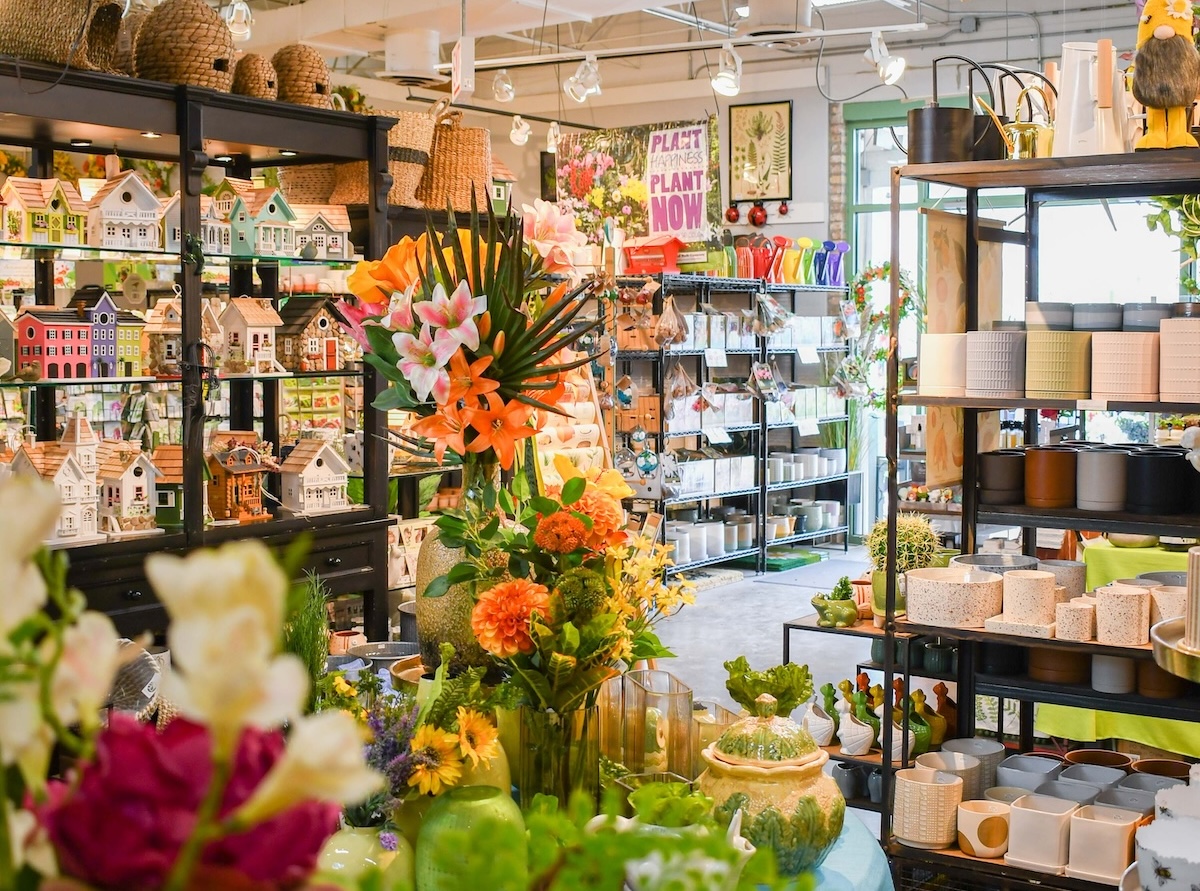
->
(113, 7), (150, 75)
(133, 0), (236, 92)
(273, 44), (332, 108)
(0, 0), (122, 70)
(328, 103), (441, 207)
(417, 109), (492, 213)
(232, 53), (278, 100)
(280, 163), (337, 204)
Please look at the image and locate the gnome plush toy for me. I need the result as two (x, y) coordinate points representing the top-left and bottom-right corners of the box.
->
(1132, 0), (1200, 149)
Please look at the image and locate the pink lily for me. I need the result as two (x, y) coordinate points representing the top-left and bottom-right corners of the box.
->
(393, 324), (456, 403)
(380, 282), (417, 332)
(412, 281), (488, 350)
(333, 298), (373, 350)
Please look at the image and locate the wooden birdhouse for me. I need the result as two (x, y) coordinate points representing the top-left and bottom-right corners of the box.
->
(96, 441), (163, 538)
(1, 177), (87, 246)
(279, 438), (350, 515)
(86, 171), (164, 251)
(290, 204), (352, 261)
(143, 295), (223, 377)
(491, 159), (517, 215)
(150, 444), (184, 531)
(206, 430), (272, 524)
(277, 297), (348, 372)
(219, 296), (285, 375)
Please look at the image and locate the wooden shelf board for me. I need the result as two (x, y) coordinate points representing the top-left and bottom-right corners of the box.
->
(976, 503), (1200, 536)
(896, 620), (1156, 660)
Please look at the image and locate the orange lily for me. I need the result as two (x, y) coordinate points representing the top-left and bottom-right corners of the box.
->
(445, 349), (500, 405)
(410, 402), (468, 464)
(523, 371), (566, 409)
(464, 393), (536, 469)
(346, 235), (437, 307)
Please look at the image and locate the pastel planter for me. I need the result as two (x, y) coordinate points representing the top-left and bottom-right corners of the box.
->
(1095, 585), (1150, 646)
(943, 738), (1007, 791)
(1026, 301), (1074, 330)
(904, 567), (1003, 629)
(893, 767), (964, 850)
(1060, 763), (1126, 790)
(1067, 805), (1140, 884)
(1159, 318), (1200, 401)
(958, 800), (1011, 858)
(1119, 773), (1186, 793)
(801, 702), (835, 747)
(1096, 787), (1155, 817)
(918, 751), (982, 802)
(1090, 332), (1159, 401)
(985, 786), (1031, 804)
(966, 330), (1026, 398)
(1006, 793), (1079, 874)
(1038, 560), (1086, 599)
(1003, 570), (1058, 625)
(1075, 448), (1128, 511)
(1151, 585), (1187, 624)
(995, 754), (1064, 792)
(1091, 654), (1136, 694)
(1025, 330), (1091, 398)
(1072, 303), (1123, 332)
(1137, 816), (1200, 891)
(918, 333), (968, 396)
(1056, 600), (1095, 642)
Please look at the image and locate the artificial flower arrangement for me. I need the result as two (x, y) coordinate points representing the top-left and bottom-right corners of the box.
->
(0, 475), (383, 891)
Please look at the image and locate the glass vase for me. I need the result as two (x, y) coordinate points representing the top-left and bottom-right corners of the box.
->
(516, 705), (599, 810)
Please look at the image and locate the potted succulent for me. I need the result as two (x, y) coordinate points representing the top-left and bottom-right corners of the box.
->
(811, 576), (860, 628)
(865, 513), (939, 626)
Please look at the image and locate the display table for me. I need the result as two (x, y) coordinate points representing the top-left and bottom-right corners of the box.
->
(1081, 538), (1189, 590)
(808, 812), (893, 891)
(1039, 538), (1197, 756)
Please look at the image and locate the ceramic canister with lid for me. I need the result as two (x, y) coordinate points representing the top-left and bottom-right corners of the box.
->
(1076, 447), (1128, 511)
(1024, 447), (1078, 508)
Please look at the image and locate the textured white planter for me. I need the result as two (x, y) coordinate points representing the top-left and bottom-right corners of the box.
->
(1067, 805), (1140, 884)
(1151, 585), (1187, 624)
(918, 333), (968, 396)
(1090, 332), (1159, 401)
(905, 567), (1004, 629)
(1137, 816), (1200, 891)
(1003, 570), (1058, 625)
(1025, 331), (1092, 398)
(885, 720), (917, 765)
(1039, 560), (1086, 599)
(1095, 584), (1150, 646)
(837, 712), (874, 756)
(966, 331), (1026, 398)
(801, 701), (835, 746)
(1092, 655), (1136, 694)
(1075, 449), (1128, 512)
(1159, 318), (1200, 402)
(893, 767), (964, 850)
(1056, 600), (1096, 642)
(1007, 793), (1079, 874)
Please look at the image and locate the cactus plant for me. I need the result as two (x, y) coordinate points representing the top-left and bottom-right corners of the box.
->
(865, 513), (939, 575)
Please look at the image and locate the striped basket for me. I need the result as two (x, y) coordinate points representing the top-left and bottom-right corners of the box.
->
(0, 0), (123, 70)
(328, 103), (442, 207)
(416, 108), (492, 213)
(280, 164), (338, 205)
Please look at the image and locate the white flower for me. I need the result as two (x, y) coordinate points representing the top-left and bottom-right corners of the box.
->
(0, 476), (62, 635)
(8, 807), (56, 877)
(0, 681), (52, 783)
(45, 612), (120, 732)
(232, 711), (384, 826)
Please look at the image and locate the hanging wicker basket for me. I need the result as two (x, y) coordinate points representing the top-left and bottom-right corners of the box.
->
(232, 53), (278, 101)
(280, 164), (338, 205)
(113, 7), (150, 75)
(133, 0), (236, 92)
(416, 109), (493, 213)
(273, 44), (332, 108)
(328, 103), (442, 208)
(0, 0), (123, 70)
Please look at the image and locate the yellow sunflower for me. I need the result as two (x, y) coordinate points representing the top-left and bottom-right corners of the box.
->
(456, 707), (501, 767)
(408, 725), (464, 795)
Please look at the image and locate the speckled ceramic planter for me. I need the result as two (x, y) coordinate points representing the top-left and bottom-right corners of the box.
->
(918, 333), (968, 396)
(1075, 448), (1128, 512)
(1025, 331), (1092, 399)
(966, 330), (1026, 398)
(1150, 585), (1187, 624)
(1039, 560), (1086, 599)
(1056, 600), (1096, 642)
(1003, 570), (1058, 625)
(1159, 318), (1200, 401)
(905, 567), (1004, 629)
(1095, 585), (1150, 647)
(1090, 332), (1159, 402)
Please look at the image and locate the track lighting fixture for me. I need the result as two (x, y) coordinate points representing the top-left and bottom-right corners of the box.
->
(734, 2), (750, 16)
(710, 42), (742, 96)
(546, 121), (561, 153)
(865, 31), (905, 85)
(563, 55), (601, 103)
(510, 115), (531, 146)
(493, 69), (515, 102)
(221, 1), (253, 42)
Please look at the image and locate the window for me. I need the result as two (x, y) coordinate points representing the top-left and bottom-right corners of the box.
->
(105, 223), (116, 237)
(229, 331), (240, 346)
(33, 214), (45, 228)
(121, 226), (132, 241)
(307, 337), (320, 353)
(157, 490), (175, 508)
(62, 346), (71, 355)
(33, 346), (40, 356)
(252, 333), (260, 349)
(62, 484), (73, 499)
(46, 330), (56, 339)
(61, 514), (74, 531)
(237, 231), (246, 243)
(46, 347), (56, 356)
(314, 235), (325, 249)
(62, 330), (71, 339)
(173, 226), (181, 242)
(24, 326), (33, 339)
(20, 346), (28, 356)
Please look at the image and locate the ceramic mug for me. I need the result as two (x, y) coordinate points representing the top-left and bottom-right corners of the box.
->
(958, 800), (1011, 858)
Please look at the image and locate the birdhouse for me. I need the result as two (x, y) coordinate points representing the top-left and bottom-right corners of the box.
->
(623, 235), (686, 275)
(290, 204), (352, 261)
(219, 296), (285, 375)
(86, 171), (164, 251)
(277, 297), (348, 372)
(491, 158), (517, 215)
(279, 438), (350, 515)
(96, 441), (163, 538)
(206, 430), (272, 525)
(1, 177), (87, 245)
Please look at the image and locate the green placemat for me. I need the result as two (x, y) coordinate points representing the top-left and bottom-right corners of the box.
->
(730, 549), (825, 571)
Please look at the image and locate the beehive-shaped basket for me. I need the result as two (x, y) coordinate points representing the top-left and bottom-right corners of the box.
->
(0, 0), (122, 70)
(273, 44), (332, 108)
(113, 6), (150, 75)
(232, 53), (278, 101)
(133, 0), (236, 91)
(417, 109), (492, 213)
(280, 164), (338, 205)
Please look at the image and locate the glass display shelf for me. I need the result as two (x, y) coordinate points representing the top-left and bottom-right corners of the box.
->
(0, 239), (358, 265)
(0, 368), (364, 388)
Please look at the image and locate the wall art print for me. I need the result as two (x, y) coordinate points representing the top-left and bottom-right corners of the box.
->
(728, 100), (791, 202)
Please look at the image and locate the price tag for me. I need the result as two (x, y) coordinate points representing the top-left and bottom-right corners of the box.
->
(795, 417), (820, 436)
(703, 426), (732, 444)
(704, 348), (728, 367)
(797, 345), (820, 364)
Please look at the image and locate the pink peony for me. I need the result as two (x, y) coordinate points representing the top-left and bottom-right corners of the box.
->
(521, 198), (587, 275)
(38, 715), (339, 891)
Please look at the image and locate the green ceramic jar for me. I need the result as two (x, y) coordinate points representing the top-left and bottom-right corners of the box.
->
(316, 826), (414, 891)
(414, 786), (528, 891)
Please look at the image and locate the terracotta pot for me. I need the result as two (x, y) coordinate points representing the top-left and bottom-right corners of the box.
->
(1130, 758), (1191, 779)
(328, 629), (367, 655)
(1027, 648), (1089, 685)
(1024, 447), (1078, 508)
(1063, 749), (1135, 772)
(1137, 659), (1187, 699)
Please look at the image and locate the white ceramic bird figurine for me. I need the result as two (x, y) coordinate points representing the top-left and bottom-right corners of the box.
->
(1182, 427), (1200, 472)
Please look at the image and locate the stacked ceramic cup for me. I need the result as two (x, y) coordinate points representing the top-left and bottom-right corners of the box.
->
(966, 330), (1026, 398)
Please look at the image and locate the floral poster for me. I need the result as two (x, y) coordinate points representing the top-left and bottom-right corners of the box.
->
(554, 117), (719, 243)
(728, 101), (791, 202)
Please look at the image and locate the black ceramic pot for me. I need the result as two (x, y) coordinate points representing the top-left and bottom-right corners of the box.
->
(979, 643), (1026, 676)
(1126, 449), (1190, 515)
(979, 449), (1026, 505)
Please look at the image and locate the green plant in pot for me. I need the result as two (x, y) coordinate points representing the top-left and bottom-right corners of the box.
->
(865, 513), (939, 625)
(811, 576), (859, 628)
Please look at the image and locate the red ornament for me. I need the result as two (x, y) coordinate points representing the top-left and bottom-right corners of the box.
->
(778, 201), (789, 215)
(748, 201), (767, 227)
(724, 203), (740, 224)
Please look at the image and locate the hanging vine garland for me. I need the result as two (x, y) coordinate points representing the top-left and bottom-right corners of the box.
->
(833, 261), (922, 409)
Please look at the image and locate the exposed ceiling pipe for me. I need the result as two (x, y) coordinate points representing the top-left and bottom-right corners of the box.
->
(642, 7), (736, 36)
(404, 92), (602, 130)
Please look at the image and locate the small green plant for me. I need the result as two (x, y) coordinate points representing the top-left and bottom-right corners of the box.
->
(628, 782), (713, 828)
(865, 513), (939, 575)
(282, 571), (330, 712)
(723, 656), (813, 719)
(827, 576), (853, 601)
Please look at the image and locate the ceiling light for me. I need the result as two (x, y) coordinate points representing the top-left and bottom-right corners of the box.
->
(279, 149), (297, 157)
(710, 42), (742, 96)
(221, 0), (253, 42)
(734, 2), (750, 16)
(69, 138), (92, 148)
(141, 131), (162, 139)
(563, 55), (601, 103)
(493, 69), (515, 103)
(865, 31), (905, 85)
(510, 115), (531, 146)
(546, 121), (561, 154)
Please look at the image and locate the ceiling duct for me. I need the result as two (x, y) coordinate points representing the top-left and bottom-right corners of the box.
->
(378, 28), (449, 86)
(743, 0), (814, 47)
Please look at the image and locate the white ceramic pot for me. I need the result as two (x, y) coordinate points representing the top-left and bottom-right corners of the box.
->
(1054, 764), (1121, 792)
(905, 567), (1003, 629)
(1137, 816), (1200, 891)
(918, 751), (983, 802)
(1092, 654), (1136, 694)
(1003, 570), (1058, 625)
(958, 800), (1011, 858)
(966, 331), (1027, 398)
(995, 754), (1064, 792)
(893, 767), (964, 850)
(836, 712), (874, 757)
(1055, 600), (1096, 642)
(1090, 332), (1159, 401)
(819, 448), (847, 475)
(885, 720), (917, 765)
(918, 333), (968, 396)
(1038, 560), (1086, 599)
(985, 786), (1032, 805)
(943, 738), (1008, 791)
(801, 701), (835, 747)
(1095, 585), (1150, 646)
(1151, 585), (1187, 624)
(1006, 793), (1080, 874)
(1155, 783), (1200, 821)
(1075, 449), (1128, 512)
(1067, 805), (1140, 884)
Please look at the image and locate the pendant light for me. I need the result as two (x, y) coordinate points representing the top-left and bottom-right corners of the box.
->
(510, 115), (531, 146)
(493, 69), (515, 102)
(563, 55), (601, 103)
(221, 0), (253, 42)
(710, 42), (742, 96)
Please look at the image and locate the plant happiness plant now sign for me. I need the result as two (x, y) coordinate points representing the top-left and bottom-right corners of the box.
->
(647, 124), (709, 241)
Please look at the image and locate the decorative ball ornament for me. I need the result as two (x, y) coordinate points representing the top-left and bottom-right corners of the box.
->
(725, 203), (741, 224)
(778, 201), (789, 216)
(636, 448), (660, 474)
(748, 201), (767, 227)
(630, 425), (648, 445)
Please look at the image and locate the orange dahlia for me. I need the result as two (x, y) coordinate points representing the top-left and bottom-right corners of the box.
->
(576, 489), (627, 549)
(471, 579), (552, 658)
(533, 511), (587, 553)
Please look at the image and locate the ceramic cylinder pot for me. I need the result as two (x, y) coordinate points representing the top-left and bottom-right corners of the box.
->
(1126, 449), (1190, 515)
(1039, 560), (1087, 599)
(1072, 303), (1123, 332)
(918, 333), (968, 396)
(1026, 301), (1074, 330)
(918, 751), (983, 802)
(1007, 793), (1079, 873)
(966, 330), (1027, 398)
(943, 738), (1008, 791)
(1028, 647), (1089, 684)
(1137, 659), (1187, 699)
(1150, 585), (1187, 624)
(1025, 331), (1092, 398)
(1159, 317), (1200, 401)
(893, 767), (964, 850)
(985, 786), (1030, 805)
(1095, 585), (1150, 647)
(1076, 448), (1128, 511)
(1055, 600), (1096, 642)
(1067, 805), (1140, 884)
(979, 450), (1026, 506)
(1002, 570), (1058, 625)
(950, 553), (1039, 574)
(1090, 332), (1160, 401)
(1063, 749), (1135, 772)
(905, 567), (1003, 629)
(1123, 302), (1172, 332)
(1024, 447), (1078, 508)
(1136, 817), (1200, 891)
(1129, 758), (1192, 779)
(958, 800), (1011, 858)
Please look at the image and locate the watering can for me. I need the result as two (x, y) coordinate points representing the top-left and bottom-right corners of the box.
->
(975, 66), (1060, 160)
(1004, 86), (1055, 158)
(796, 237), (816, 285)
(907, 55), (998, 163)
(1053, 39), (1128, 156)
(825, 241), (850, 288)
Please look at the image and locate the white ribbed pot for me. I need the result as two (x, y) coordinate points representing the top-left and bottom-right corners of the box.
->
(1159, 318), (1200, 401)
(1075, 449), (1128, 511)
(1025, 331), (1092, 398)
(966, 330), (1026, 398)
(1095, 584), (1150, 646)
(1003, 570), (1058, 625)
(1090, 332), (1159, 401)
(918, 333), (968, 396)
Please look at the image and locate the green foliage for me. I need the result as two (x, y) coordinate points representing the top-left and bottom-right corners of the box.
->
(1146, 194), (1200, 295)
(281, 572), (330, 712)
(865, 513), (939, 575)
(828, 576), (854, 602)
(628, 782), (713, 828)
(723, 656), (813, 719)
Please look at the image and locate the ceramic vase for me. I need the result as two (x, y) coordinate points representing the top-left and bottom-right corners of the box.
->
(833, 762), (864, 799)
(517, 705), (600, 810)
(1151, 585), (1187, 624)
(871, 570), (905, 622)
(801, 701), (835, 746)
(837, 712), (874, 756)
(317, 826), (414, 891)
(918, 751), (983, 802)
(885, 720), (917, 764)
(1024, 447), (1078, 508)
(415, 786), (528, 891)
(868, 769), (885, 803)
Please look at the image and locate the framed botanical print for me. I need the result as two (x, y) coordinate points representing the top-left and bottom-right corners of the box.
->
(728, 101), (792, 202)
